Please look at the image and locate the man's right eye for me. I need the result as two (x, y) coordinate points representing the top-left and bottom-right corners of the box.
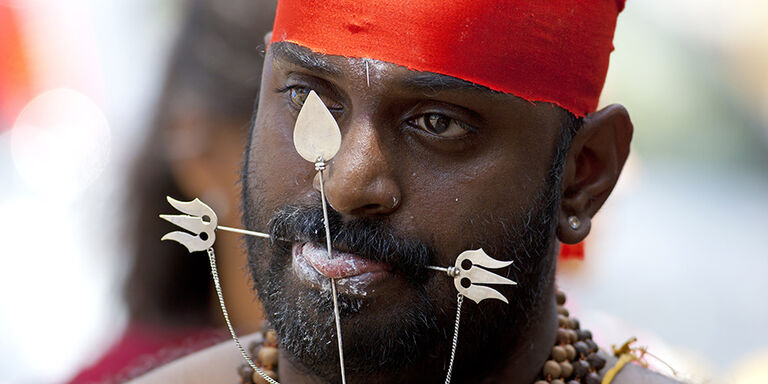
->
(288, 87), (310, 108)
(281, 86), (343, 113)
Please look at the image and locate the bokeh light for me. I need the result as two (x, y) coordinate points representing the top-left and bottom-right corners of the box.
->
(11, 88), (111, 200)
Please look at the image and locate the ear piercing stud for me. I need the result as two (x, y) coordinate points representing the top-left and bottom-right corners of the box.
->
(568, 215), (581, 230)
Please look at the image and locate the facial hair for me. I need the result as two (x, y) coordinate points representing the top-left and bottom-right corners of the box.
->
(241, 182), (560, 382)
(240, 117), (572, 383)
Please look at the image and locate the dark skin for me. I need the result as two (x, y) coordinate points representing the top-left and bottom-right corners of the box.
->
(240, 33), (634, 383)
(128, 36), (683, 384)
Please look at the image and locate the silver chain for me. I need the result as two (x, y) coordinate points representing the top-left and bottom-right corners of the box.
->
(207, 248), (280, 384)
(444, 293), (464, 384)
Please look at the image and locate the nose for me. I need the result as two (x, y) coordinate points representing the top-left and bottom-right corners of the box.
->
(314, 118), (401, 217)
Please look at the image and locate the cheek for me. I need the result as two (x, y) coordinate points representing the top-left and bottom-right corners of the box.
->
(247, 101), (316, 208)
(397, 145), (554, 258)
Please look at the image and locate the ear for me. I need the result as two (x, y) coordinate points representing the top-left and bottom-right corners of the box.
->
(557, 104), (633, 244)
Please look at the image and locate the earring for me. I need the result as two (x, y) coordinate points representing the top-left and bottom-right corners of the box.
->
(568, 215), (581, 230)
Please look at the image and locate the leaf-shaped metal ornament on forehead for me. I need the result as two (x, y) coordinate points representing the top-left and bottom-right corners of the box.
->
(294, 90), (342, 163)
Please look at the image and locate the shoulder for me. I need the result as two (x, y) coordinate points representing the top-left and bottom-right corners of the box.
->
(126, 333), (262, 384)
(600, 352), (683, 384)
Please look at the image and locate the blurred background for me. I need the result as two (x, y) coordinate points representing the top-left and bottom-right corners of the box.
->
(0, 0), (766, 383)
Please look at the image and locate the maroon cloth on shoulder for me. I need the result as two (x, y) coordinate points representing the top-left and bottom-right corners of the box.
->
(67, 323), (228, 384)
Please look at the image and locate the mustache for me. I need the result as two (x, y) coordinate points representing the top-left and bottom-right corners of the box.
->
(268, 204), (434, 283)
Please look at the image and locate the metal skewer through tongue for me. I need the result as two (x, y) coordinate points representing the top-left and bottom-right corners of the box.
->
(316, 158), (347, 384)
(293, 90), (347, 383)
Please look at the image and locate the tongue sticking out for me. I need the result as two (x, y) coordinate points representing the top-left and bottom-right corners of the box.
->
(300, 242), (392, 279)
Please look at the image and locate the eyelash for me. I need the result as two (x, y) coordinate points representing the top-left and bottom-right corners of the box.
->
(275, 85), (344, 114)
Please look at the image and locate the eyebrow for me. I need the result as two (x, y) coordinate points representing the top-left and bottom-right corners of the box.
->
(271, 42), (342, 76)
(399, 72), (502, 96)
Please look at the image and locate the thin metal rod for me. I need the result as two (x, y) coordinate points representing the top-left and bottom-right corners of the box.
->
(207, 248), (279, 384)
(217, 225), (290, 242)
(318, 166), (347, 384)
(365, 61), (370, 87)
(217, 225), (270, 238)
(426, 265), (449, 273)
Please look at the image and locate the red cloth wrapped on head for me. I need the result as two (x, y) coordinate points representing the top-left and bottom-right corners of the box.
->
(271, 0), (622, 260)
(270, 0), (626, 117)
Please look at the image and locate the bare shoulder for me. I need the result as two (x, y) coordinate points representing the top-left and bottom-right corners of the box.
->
(601, 352), (684, 384)
(126, 333), (261, 384)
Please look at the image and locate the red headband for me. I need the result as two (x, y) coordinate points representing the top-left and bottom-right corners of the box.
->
(271, 0), (625, 117)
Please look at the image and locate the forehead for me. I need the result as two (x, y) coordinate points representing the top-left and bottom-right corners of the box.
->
(269, 42), (513, 99)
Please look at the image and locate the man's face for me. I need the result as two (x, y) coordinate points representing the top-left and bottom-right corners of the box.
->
(242, 43), (571, 380)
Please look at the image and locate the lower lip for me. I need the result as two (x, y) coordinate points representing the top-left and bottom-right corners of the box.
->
(292, 242), (391, 296)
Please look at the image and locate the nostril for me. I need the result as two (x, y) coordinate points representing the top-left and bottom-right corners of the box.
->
(361, 204), (381, 212)
(350, 203), (392, 216)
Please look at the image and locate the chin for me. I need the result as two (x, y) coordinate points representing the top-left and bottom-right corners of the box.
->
(249, 244), (454, 378)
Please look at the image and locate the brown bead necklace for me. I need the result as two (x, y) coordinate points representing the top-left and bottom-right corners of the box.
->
(533, 290), (606, 384)
(238, 290), (607, 384)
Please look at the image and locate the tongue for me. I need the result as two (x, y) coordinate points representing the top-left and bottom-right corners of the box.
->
(301, 242), (391, 278)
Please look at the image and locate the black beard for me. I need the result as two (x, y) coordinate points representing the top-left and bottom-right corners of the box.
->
(239, 112), (574, 384)
(241, 180), (560, 383)
(245, 203), (447, 379)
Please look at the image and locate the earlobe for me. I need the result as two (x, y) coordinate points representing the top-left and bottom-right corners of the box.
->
(557, 104), (633, 244)
(557, 213), (591, 245)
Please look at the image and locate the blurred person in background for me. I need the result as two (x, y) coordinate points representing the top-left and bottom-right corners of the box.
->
(68, 0), (277, 382)
(125, 0), (684, 383)
(4, 0), (764, 382)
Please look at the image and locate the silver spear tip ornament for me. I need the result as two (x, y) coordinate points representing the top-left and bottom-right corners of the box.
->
(159, 196), (218, 253)
(453, 248), (517, 304)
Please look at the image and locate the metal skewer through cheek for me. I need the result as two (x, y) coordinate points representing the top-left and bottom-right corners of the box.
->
(316, 159), (347, 384)
(159, 193), (514, 384)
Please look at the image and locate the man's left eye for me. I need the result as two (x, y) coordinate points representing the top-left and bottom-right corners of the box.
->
(408, 113), (470, 138)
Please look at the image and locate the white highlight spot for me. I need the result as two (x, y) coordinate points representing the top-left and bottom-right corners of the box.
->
(11, 88), (111, 200)
(365, 61), (370, 87)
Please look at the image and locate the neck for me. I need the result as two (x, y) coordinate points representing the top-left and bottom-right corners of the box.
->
(276, 289), (558, 384)
(478, 292), (558, 383)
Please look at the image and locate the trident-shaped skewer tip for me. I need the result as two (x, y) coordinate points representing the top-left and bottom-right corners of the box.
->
(453, 248), (517, 304)
(159, 196), (218, 253)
